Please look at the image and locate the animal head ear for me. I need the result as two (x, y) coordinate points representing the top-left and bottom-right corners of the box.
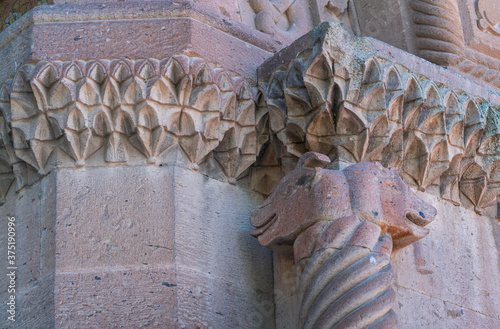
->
(296, 152), (331, 169)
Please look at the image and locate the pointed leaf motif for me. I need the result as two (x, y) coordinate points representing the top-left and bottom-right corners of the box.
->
(138, 61), (156, 81)
(417, 84), (445, 135)
(47, 82), (73, 110)
(103, 81), (120, 109)
(385, 67), (402, 100)
(34, 117), (57, 141)
(168, 112), (195, 136)
(94, 111), (112, 137)
(218, 73), (233, 92)
(106, 132), (128, 163)
(112, 62), (132, 83)
(62, 108), (101, 164)
(308, 107), (335, 138)
(131, 126), (174, 161)
(204, 116), (221, 140)
(358, 58), (385, 111)
(189, 85), (219, 111)
(403, 77), (423, 130)
(88, 62), (107, 84)
(123, 81), (144, 104)
(214, 128), (237, 176)
(240, 129), (256, 155)
(236, 82), (255, 126)
(37, 64), (59, 89)
(222, 93), (237, 121)
(336, 107), (368, 163)
(194, 64), (213, 86)
(304, 54), (334, 109)
(478, 107), (500, 156)
(11, 128), (40, 171)
(445, 92), (464, 148)
(464, 100), (483, 152)
(268, 74), (285, 99)
(67, 108), (86, 132)
(381, 129), (403, 168)
(11, 71), (40, 120)
(424, 140), (450, 187)
(285, 64), (312, 117)
(387, 94), (403, 125)
(79, 82), (101, 106)
(0, 84), (9, 103)
(403, 137), (428, 188)
(440, 154), (462, 205)
(65, 63), (84, 82)
(138, 106), (158, 130)
(150, 79), (177, 105)
(115, 111), (135, 135)
(365, 116), (389, 162)
(165, 58), (185, 85)
(460, 163), (487, 208)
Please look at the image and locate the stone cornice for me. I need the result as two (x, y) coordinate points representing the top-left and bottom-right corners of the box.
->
(0, 1), (281, 54)
(0, 55), (259, 201)
(255, 23), (500, 216)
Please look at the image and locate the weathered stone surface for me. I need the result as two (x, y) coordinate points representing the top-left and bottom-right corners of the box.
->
(0, 172), (56, 327)
(55, 267), (178, 328)
(395, 286), (500, 329)
(0, 162), (273, 328)
(174, 166), (274, 328)
(55, 166), (176, 271)
(250, 152), (436, 328)
(393, 191), (500, 323)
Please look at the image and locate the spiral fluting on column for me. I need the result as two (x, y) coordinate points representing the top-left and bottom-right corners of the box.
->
(297, 220), (397, 329)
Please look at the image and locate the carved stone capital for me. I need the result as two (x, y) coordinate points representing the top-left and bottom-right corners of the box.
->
(255, 22), (500, 216)
(0, 55), (260, 201)
(250, 152), (437, 328)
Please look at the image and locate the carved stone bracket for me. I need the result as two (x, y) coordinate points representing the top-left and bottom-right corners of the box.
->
(255, 23), (500, 216)
(0, 55), (258, 201)
(250, 152), (437, 328)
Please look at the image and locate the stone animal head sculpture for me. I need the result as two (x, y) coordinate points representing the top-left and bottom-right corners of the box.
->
(250, 152), (436, 252)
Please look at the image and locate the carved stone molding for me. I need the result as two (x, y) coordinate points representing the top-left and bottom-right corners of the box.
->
(409, 0), (500, 89)
(409, 0), (466, 66)
(0, 55), (258, 201)
(476, 0), (500, 36)
(255, 23), (500, 216)
(250, 152), (437, 328)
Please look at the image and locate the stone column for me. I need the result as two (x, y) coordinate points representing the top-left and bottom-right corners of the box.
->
(0, 3), (277, 327)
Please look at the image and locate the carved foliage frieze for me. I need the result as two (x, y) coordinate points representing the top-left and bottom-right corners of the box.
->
(257, 40), (500, 214)
(0, 56), (258, 201)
